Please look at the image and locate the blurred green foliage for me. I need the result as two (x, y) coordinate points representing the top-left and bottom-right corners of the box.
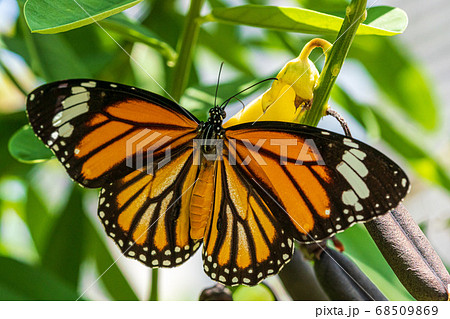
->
(0, 0), (447, 300)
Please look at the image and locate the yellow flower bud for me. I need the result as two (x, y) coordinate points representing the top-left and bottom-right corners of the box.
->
(224, 38), (331, 128)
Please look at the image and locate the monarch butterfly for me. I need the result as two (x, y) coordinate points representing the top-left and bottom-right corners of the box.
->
(26, 79), (409, 286)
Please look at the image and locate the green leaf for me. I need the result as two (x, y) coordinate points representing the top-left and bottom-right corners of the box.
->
(25, 186), (53, 255)
(332, 86), (450, 191)
(198, 24), (254, 76)
(61, 25), (123, 77)
(364, 6), (408, 34)
(205, 5), (407, 36)
(233, 284), (276, 301)
(8, 125), (53, 163)
(41, 188), (85, 288)
(24, 0), (143, 34)
(0, 256), (82, 300)
(4, 14), (92, 81)
(297, 0), (349, 14)
(99, 14), (177, 63)
(0, 113), (29, 174)
(84, 219), (139, 300)
(350, 37), (437, 130)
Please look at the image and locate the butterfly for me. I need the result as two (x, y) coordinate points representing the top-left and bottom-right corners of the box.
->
(26, 79), (410, 286)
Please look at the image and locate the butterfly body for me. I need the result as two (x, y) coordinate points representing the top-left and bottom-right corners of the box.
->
(26, 79), (410, 286)
(189, 158), (216, 240)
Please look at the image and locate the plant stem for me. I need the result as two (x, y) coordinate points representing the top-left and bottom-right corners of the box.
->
(149, 268), (159, 301)
(170, 0), (205, 101)
(148, 0), (205, 301)
(300, 0), (367, 127)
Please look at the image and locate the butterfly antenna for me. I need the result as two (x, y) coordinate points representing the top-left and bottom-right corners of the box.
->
(215, 62), (224, 107)
(230, 97), (245, 110)
(220, 77), (278, 109)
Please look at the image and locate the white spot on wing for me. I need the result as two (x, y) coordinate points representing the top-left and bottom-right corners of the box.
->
(349, 149), (367, 160)
(61, 92), (90, 109)
(337, 162), (370, 199)
(401, 178), (407, 187)
(53, 103), (89, 126)
(342, 151), (368, 177)
(343, 138), (359, 148)
(58, 122), (74, 137)
(342, 190), (359, 206)
(71, 86), (87, 94)
(81, 81), (96, 88)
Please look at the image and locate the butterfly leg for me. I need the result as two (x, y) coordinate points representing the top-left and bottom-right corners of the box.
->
(326, 108), (352, 137)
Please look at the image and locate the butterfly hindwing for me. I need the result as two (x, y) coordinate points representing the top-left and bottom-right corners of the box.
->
(98, 147), (202, 267)
(26, 79), (199, 188)
(224, 121), (410, 243)
(202, 155), (294, 286)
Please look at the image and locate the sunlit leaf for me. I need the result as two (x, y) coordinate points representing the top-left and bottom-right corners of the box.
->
(24, 0), (143, 34)
(297, 0), (349, 14)
(8, 125), (53, 163)
(233, 284), (276, 301)
(206, 5), (407, 36)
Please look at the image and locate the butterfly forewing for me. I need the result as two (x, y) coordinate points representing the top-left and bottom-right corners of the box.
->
(27, 79), (202, 267)
(224, 122), (410, 243)
(26, 79), (199, 188)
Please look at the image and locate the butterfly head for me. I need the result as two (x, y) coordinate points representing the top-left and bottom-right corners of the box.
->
(208, 106), (226, 124)
(197, 106), (226, 155)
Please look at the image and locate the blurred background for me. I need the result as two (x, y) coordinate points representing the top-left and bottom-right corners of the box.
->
(0, 0), (448, 300)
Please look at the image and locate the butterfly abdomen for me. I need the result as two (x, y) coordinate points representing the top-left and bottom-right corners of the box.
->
(190, 161), (216, 240)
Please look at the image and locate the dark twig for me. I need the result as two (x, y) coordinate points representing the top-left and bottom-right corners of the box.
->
(365, 203), (450, 301)
(314, 247), (388, 301)
(278, 248), (329, 300)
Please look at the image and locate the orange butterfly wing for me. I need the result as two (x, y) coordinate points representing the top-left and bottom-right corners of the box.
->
(202, 156), (294, 286)
(27, 79), (202, 265)
(224, 122), (410, 243)
(27, 79), (199, 188)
